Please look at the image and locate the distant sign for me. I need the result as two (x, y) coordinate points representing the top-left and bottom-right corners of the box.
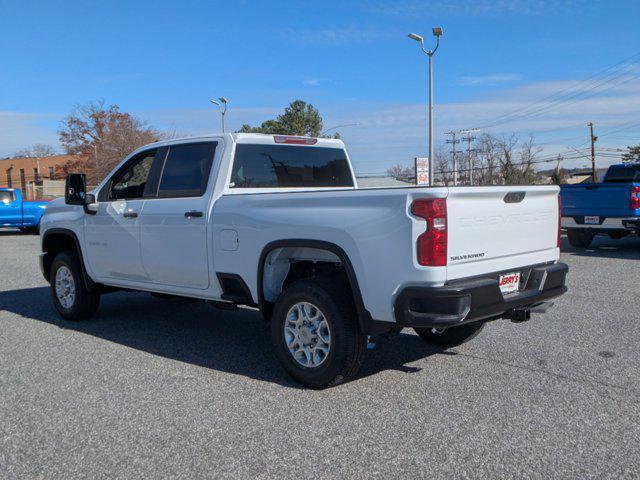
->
(415, 157), (429, 185)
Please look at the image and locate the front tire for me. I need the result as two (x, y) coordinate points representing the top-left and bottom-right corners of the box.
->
(414, 322), (484, 349)
(271, 279), (366, 389)
(50, 251), (100, 321)
(567, 228), (594, 248)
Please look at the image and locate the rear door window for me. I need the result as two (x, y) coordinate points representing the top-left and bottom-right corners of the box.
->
(230, 144), (354, 188)
(157, 142), (217, 198)
(0, 191), (15, 203)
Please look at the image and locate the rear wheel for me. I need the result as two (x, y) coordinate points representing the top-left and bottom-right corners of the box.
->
(567, 228), (594, 248)
(50, 251), (100, 321)
(271, 279), (366, 389)
(414, 322), (485, 349)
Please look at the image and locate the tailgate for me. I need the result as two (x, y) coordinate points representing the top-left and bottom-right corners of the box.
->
(561, 184), (635, 217)
(446, 186), (559, 281)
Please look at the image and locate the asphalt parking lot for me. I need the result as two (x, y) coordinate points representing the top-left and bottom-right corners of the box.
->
(1, 231), (639, 479)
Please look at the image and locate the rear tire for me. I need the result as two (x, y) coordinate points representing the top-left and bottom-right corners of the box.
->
(50, 251), (100, 321)
(414, 322), (485, 349)
(567, 228), (594, 248)
(271, 279), (366, 389)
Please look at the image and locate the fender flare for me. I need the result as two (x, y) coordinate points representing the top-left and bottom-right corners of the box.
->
(256, 239), (389, 335)
(41, 228), (95, 291)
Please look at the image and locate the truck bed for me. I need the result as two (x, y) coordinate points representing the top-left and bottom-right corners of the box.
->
(213, 184), (560, 323)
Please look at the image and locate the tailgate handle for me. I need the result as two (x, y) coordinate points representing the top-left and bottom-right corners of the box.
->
(504, 191), (526, 203)
(585, 185), (599, 190)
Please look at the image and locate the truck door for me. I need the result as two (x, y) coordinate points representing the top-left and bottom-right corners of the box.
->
(0, 190), (22, 227)
(84, 149), (160, 281)
(138, 142), (217, 290)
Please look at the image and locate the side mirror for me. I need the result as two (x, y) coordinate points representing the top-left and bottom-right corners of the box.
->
(85, 193), (99, 214)
(65, 173), (87, 205)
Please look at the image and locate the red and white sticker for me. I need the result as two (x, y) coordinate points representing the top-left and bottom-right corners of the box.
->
(499, 272), (521, 294)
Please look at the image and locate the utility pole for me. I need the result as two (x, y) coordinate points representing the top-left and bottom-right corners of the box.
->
(445, 131), (459, 185)
(588, 122), (597, 182)
(460, 129), (479, 185)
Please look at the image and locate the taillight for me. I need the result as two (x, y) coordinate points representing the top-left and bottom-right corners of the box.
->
(411, 198), (447, 266)
(557, 194), (562, 248)
(631, 186), (640, 210)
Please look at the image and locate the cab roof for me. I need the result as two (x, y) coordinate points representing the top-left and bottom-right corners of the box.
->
(142, 133), (345, 150)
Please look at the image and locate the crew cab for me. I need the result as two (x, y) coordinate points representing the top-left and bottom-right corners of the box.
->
(561, 163), (640, 248)
(0, 188), (49, 233)
(39, 134), (568, 388)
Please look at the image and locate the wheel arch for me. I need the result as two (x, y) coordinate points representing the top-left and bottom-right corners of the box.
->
(41, 228), (94, 290)
(257, 239), (380, 334)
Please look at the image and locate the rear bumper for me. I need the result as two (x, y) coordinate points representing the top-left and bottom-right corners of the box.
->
(562, 216), (640, 231)
(394, 262), (568, 329)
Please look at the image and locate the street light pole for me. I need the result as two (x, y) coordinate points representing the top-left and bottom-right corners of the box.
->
(408, 27), (443, 186)
(210, 97), (229, 133)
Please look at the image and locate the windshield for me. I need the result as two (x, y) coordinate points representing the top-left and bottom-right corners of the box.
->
(0, 191), (15, 204)
(604, 164), (640, 183)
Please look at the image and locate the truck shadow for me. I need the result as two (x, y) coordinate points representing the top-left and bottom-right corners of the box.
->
(561, 235), (640, 260)
(0, 286), (447, 388)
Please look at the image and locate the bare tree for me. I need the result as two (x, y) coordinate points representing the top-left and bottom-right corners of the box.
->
(13, 144), (56, 158)
(386, 164), (413, 181)
(495, 134), (519, 185)
(434, 147), (452, 186)
(475, 134), (501, 185)
(441, 132), (547, 186)
(58, 101), (160, 183)
(517, 135), (542, 184)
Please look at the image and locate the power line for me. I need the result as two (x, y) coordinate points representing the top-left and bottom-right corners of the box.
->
(597, 121), (640, 139)
(470, 51), (640, 130)
(477, 69), (640, 130)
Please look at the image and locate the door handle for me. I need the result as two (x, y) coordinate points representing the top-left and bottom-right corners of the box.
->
(184, 210), (203, 218)
(123, 210), (138, 218)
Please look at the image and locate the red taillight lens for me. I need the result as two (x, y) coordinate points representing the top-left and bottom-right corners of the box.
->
(630, 186), (640, 210)
(411, 198), (447, 266)
(557, 194), (562, 248)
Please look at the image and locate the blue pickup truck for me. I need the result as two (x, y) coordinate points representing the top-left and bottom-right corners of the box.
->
(0, 188), (50, 233)
(560, 163), (640, 248)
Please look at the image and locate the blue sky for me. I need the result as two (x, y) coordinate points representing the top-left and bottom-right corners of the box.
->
(1, 0), (639, 172)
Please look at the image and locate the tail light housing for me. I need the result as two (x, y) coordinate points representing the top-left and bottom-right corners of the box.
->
(411, 198), (447, 266)
(631, 186), (640, 210)
(557, 194), (562, 248)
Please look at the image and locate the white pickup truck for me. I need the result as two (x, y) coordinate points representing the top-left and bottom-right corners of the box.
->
(40, 133), (568, 388)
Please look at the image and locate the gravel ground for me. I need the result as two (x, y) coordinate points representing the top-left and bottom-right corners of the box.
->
(1, 230), (639, 479)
